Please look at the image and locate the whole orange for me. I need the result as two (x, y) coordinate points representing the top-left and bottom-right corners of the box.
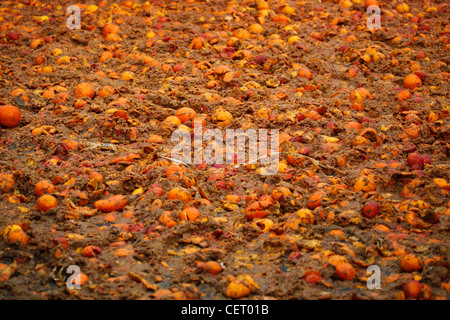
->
(0, 105), (21, 128)
(37, 195), (58, 213)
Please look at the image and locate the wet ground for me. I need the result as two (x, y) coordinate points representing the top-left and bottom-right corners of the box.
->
(0, 0), (449, 300)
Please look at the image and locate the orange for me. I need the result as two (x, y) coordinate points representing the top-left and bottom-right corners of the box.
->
(35, 180), (55, 197)
(159, 211), (177, 228)
(350, 88), (372, 102)
(102, 24), (119, 38)
(202, 261), (222, 275)
(0, 173), (14, 193)
(11, 89), (29, 102)
(74, 83), (95, 99)
(167, 187), (191, 202)
(179, 207), (200, 221)
(400, 254), (423, 272)
(298, 69), (312, 80)
(271, 186), (292, 202)
(99, 86), (115, 98)
(37, 195), (58, 213)
(2, 225), (29, 246)
(211, 109), (233, 127)
(336, 262), (355, 280)
(365, 0), (379, 8)
(0, 105), (21, 128)
(94, 195), (127, 212)
(165, 164), (186, 181)
(175, 107), (197, 123)
(164, 116), (182, 126)
(404, 74), (422, 90)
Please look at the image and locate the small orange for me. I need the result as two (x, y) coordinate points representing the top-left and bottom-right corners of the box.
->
(271, 186), (292, 202)
(62, 139), (81, 150)
(404, 74), (422, 90)
(99, 51), (113, 63)
(211, 109), (233, 127)
(226, 274), (258, 299)
(81, 245), (102, 258)
(192, 117), (206, 127)
(365, 0), (379, 8)
(307, 192), (324, 209)
(165, 163), (186, 181)
(35, 180), (55, 197)
(248, 23), (264, 34)
(400, 254), (423, 272)
(74, 83), (95, 99)
(123, 0), (134, 8)
(37, 195), (58, 213)
(99, 86), (115, 98)
(0, 105), (21, 128)
(226, 281), (251, 299)
(352, 175), (376, 192)
(54, 92), (69, 104)
(146, 135), (165, 144)
(233, 28), (251, 39)
(11, 88), (29, 102)
(257, 1), (269, 10)
(105, 33), (121, 43)
(396, 3), (410, 13)
(74, 100), (87, 109)
(202, 261), (222, 275)
(347, 68), (358, 78)
(296, 208), (315, 224)
(272, 14), (290, 23)
(121, 71), (134, 81)
(2, 225), (29, 246)
(303, 270), (322, 284)
(0, 173), (14, 193)
(190, 37), (204, 49)
(350, 88), (372, 102)
(403, 280), (422, 299)
(179, 207), (201, 221)
(159, 211), (177, 228)
(182, 175), (196, 188)
(245, 201), (268, 220)
(175, 107), (197, 123)
(298, 68), (312, 80)
(164, 116), (182, 126)
(252, 218), (274, 233)
(328, 255), (348, 267)
(345, 121), (362, 131)
(94, 195), (127, 212)
(89, 171), (104, 182)
(68, 272), (89, 286)
(398, 90), (411, 101)
(336, 262), (355, 281)
(102, 24), (119, 38)
(167, 187), (191, 202)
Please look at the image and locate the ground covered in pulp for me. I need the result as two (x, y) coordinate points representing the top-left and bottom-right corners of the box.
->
(0, 0), (449, 300)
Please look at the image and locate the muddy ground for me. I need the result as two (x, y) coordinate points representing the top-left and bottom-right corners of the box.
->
(0, 0), (449, 300)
